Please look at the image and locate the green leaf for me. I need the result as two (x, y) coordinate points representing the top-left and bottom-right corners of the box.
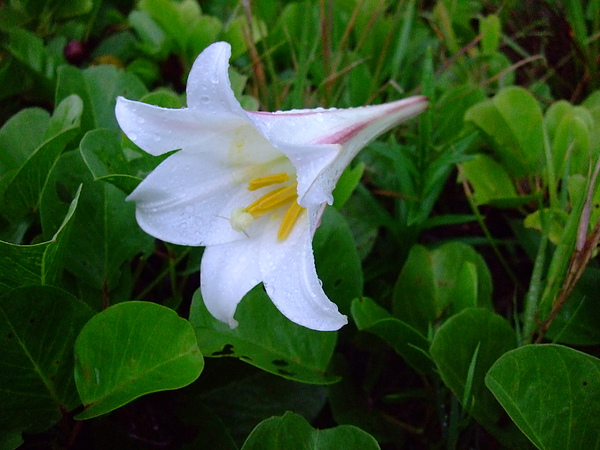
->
(434, 84), (486, 142)
(460, 154), (520, 206)
(74, 301), (204, 419)
(313, 207), (363, 316)
(80, 128), (143, 194)
(40, 150), (154, 292)
(480, 15), (501, 56)
(222, 15), (266, 60)
(139, 0), (204, 60)
(392, 242), (492, 333)
(351, 297), (433, 374)
(185, 15), (223, 64)
(430, 308), (527, 446)
(0, 95), (82, 223)
(550, 107), (593, 177)
(546, 267), (600, 346)
(0, 187), (80, 294)
(189, 286), (339, 385)
(524, 208), (568, 245)
(333, 163), (365, 209)
(0, 108), (50, 175)
(3, 28), (63, 97)
(465, 86), (544, 178)
(139, 89), (183, 108)
(486, 344), (600, 449)
(128, 10), (169, 58)
(0, 286), (93, 433)
(241, 412), (380, 450)
(56, 64), (147, 133)
(53, 0), (94, 19)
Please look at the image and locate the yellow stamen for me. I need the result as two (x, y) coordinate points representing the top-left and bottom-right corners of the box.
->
(277, 201), (304, 240)
(247, 183), (298, 216)
(247, 172), (290, 191)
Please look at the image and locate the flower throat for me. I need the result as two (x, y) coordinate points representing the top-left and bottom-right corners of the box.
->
(230, 172), (304, 240)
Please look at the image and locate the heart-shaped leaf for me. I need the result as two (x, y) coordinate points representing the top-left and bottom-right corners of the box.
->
(74, 301), (203, 419)
(465, 86), (544, 178)
(190, 286), (338, 385)
(241, 412), (380, 450)
(486, 344), (600, 449)
(430, 308), (515, 427)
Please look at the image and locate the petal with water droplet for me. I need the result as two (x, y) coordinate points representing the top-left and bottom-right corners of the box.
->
(259, 208), (347, 331)
(127, 151), (257, 246)
(200, 238), (262, 328)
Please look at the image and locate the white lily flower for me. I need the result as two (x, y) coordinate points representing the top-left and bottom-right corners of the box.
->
(115, 41), (427, 331)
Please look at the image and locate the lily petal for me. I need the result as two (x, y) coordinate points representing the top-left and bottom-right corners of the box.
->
(127, 150), (258, 246)
(276, 143), (341, 206)
(259, 209), (347, 331)
(115, 97), (207, 156)
(201, 238), (262, 328)
(186, 41), (246, 117)
(246, 96), (428, 206)
(248, 97), (427, 148)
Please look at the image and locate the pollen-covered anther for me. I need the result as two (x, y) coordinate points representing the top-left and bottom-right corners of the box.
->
(277, 201), (303, 240)
(247, 172), (290, 191)
(246, 184), (298, 216)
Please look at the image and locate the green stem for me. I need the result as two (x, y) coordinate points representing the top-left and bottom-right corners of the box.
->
(521, 234), (548, 345)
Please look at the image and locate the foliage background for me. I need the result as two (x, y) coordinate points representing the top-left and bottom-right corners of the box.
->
(1, 0), (599, 448)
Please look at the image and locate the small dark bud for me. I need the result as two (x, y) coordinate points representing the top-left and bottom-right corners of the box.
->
(64, 40), (87, 66)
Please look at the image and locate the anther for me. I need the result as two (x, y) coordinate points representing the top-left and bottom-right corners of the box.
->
(247, 184), (297, 216)
(247, 172), (290, 191)
(277, 201), (304, 240)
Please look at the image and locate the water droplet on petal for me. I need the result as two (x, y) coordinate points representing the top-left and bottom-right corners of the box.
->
(130, 132), (138, 140)
(200, 95), (210, 103)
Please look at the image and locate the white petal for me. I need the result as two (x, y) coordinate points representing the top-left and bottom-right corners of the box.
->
(116, 96), (249, 156)
(279, 143), (340, 206)
(116, 97), (195, 155)
(127, 151), (257, 246)
(246, 96), (428, 149)
(186, 41), (246, 117)
(246, 96), (428, 206)
(259, 209), (347, 331)
(200, 238), (262, 328)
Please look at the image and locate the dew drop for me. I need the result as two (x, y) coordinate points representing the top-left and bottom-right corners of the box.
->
(200, 95), (210, 103)
(129, 132), (138, 140)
